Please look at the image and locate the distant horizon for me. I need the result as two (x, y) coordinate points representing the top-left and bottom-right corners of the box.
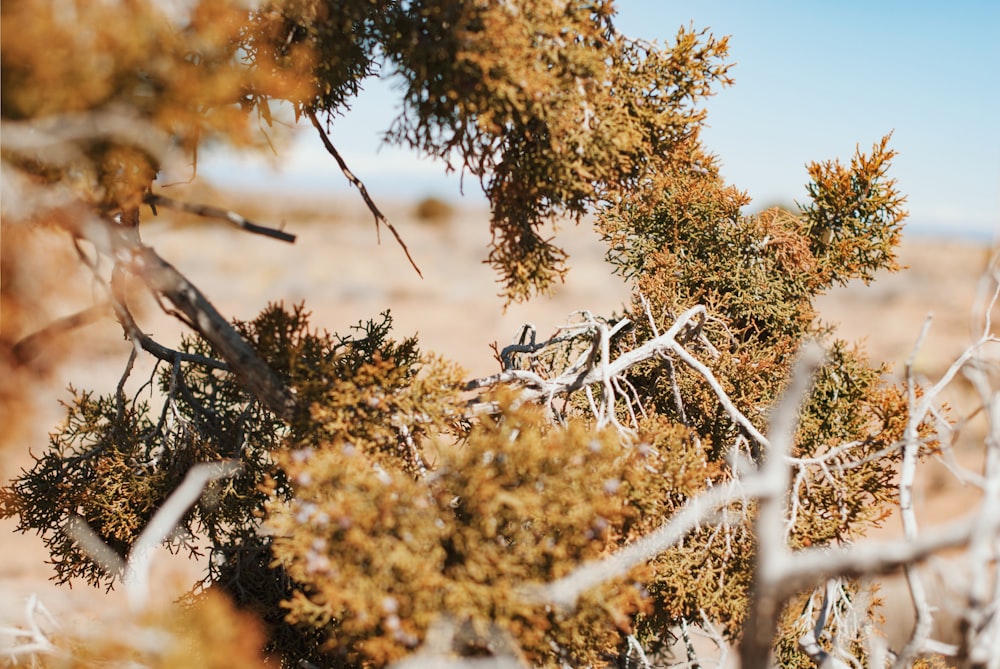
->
(192, 178), (995, 245)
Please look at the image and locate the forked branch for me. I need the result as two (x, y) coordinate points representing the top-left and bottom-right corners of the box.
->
(64, 208), (296, 420)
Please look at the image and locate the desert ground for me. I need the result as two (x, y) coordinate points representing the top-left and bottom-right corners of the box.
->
(1, 193), (996, 656)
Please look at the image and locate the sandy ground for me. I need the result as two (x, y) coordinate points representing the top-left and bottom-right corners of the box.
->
(1, 196), (996, 654)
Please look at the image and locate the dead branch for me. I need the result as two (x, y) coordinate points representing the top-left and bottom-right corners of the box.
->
(776, 512), (1000, 595)
(739, 342), (825, 669)
(893, 308), (1000, 667)
(125, 243), (296, 418)
(65, 461), (241, 611)
(307, 109), (422, 277)
(144, 193), (296, 243)
(0, 107), (170, 172)
(527, 335), (1000, 666)
(0, 595), (61, 663)
(11, 303), (111, 364)
(57, 205), (296, 420)
(530, 474), (775, 609)
(467, 305), (769, 445)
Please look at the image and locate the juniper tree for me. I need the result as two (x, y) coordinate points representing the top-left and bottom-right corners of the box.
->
(3, 1), (996, 668)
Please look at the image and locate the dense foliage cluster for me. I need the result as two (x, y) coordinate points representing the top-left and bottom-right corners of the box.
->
(2, 1), (951, 668)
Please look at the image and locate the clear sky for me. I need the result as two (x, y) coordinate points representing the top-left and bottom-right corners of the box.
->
(201, 1), (1000, 238)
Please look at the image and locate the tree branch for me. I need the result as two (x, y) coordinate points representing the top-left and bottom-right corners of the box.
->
(738, 342), (824, 669)
(65, 461), (241, 611)
(144, 193), (296, 243)
(467, 306), (768, 446)
(65, 209), (296, 420)
(529, 474), (774, 609)
(307, 109), (422, 277)
(11, 303), (111, 364)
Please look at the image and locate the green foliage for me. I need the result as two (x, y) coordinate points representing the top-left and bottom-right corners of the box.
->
(802, 134), (907, 286)
(593, 134), (916, 660)
(3, 0), (734, 303)
(379, 3), (733, 299)
(1, 0), (307, 211)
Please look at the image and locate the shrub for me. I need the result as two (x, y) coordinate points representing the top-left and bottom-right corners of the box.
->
(414, 196), (456, 224)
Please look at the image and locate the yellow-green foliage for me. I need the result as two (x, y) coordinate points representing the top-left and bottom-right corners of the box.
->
(267, 391), (662, 666)
(1, 146), (921, 667)
(593, 133), (915, 661)
(1, 0), (311, 211)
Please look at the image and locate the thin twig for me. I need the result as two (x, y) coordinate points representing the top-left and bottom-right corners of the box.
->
(468, 306), (768, 446)
(65, 209), (294, 418)
(144, 193), (296, 243)
(307, 109), (422, 277)
(0, 595), (61, 662)
(11, 302), (111, 363)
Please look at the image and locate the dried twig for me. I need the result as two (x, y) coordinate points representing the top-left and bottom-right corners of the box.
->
(144, 193), (296, 243)
(11, 302), (111, 364)
(0, 595), (61, 663)
(307, 109), (422, 277)
(468, 306), (767, 446)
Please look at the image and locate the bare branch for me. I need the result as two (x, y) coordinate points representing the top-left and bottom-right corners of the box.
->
(0, 107), (171, 171)
(144, 193), (296, 243)
(11, 303), (111, 364)
(307, 109), (422, 277)
(894, 312), (1000, 667)
(18, 193), (297, 419)
(123, 461), (241, 610)
(797, 580), (849, 668)
(104, 265), (230, 373)
(740, 342), (825, 669)
(63, 515), (127, 579)
(530, 474), (774, 609)
(0, 595), (61, 663)
(130, 244), (295, 418)
(957, 346), (1000, 667)
(468, 305), (769, 446)
(779, 514), (1000, 593)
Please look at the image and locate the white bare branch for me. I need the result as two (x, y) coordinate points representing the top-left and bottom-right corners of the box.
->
(531, 473), (774, 609)
(0, 595), (62, 663)
(123, 461), (241, 610)
(0, 107), (171, 173)
(469, 305), (770, 446)
(65, 461), (241, 612)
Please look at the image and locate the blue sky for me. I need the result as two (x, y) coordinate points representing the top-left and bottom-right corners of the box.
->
(202, 1), (999, 238)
